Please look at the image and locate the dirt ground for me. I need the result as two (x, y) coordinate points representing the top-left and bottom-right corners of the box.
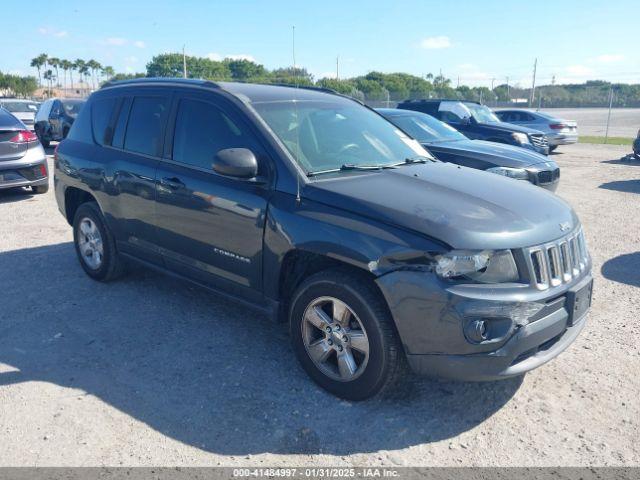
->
(0, 143), (638, 467)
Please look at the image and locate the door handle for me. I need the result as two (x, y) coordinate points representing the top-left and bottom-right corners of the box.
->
(160, 177), (184, 190)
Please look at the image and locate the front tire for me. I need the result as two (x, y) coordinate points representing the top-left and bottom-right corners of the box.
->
(289, 269), (404, 400)
(73, 202), (125, 281)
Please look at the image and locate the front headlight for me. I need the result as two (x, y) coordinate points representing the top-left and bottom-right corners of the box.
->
(435, 250), (519, 283)
(511, 132), (530, 144)
(486, 166), (530, 180)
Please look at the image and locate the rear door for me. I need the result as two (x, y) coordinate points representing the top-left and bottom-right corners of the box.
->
(153, 90), (272, 301)
(105, 89), (172, 265)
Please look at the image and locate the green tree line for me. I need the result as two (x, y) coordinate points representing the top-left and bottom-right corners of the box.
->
(0, 71), (38, 97)
(9, 51), (640, 106)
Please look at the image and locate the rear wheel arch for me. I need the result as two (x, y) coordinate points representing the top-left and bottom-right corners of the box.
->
(64, 187), (98, 225)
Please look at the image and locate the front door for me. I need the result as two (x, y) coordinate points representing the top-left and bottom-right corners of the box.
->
(153, 92), (271, 302)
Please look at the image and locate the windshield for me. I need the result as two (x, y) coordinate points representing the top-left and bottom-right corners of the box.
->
(1, 101), (38, 113)
(385, 111), (466, 143)
(61, 100), (85, 117)
(465, 103), (501, 123)
(252, 100), (431, 174)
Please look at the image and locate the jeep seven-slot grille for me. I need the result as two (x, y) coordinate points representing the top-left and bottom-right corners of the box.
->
(525, 228), (589, 290)
(529, 134), (548, 149)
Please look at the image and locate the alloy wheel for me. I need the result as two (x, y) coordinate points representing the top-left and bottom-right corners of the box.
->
(301, 296), (370, 382)
(77, 217), (104, 270)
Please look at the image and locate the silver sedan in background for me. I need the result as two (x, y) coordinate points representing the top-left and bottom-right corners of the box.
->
(495, 109), (578, 152)
(0, 98), (39, 131)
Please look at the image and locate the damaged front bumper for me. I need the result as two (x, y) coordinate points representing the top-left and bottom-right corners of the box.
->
(376, 268), (592, 381)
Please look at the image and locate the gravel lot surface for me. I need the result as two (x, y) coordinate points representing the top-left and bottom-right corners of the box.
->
(0, 143), (639, 467)
(525, 108), (640, 138)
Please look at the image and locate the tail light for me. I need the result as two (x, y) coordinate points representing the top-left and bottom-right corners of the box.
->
(37, 163), (48, 178)
(9, 130), (39, 143)
(549, 123), (567, 130)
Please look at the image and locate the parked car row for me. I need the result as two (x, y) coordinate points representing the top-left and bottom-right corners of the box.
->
(52, 79), (592, 400)
(378, 108), (560, 190)
(0, 98), (39, 131)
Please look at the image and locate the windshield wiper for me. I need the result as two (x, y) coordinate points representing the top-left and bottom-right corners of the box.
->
(307, 163), (397, 177)
(390, 155), (435, 167)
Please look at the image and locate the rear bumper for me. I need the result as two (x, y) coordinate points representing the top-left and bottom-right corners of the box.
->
(0, 149), (48, 190)
(548, 133), (579, 146)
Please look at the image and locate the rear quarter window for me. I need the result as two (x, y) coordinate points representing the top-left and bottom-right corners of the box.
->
(91, 97), (117, 146)
(66, 101), (93, 143)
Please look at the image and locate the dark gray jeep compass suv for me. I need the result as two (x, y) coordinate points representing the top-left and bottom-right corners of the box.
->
(54, 79), (592, 400)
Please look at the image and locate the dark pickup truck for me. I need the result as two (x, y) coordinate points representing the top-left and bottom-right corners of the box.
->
(54, 79), (592, 400)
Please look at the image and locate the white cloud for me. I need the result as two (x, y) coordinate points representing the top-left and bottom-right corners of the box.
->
(565, 65), (594, 76)
(420, 36), (452, 50)
(206, 53), (223, 61)
(38, 27), (68, 38)
(103, 37), (127, 46)
(133, 40), (146, 49)
(593, 54), (625, 64)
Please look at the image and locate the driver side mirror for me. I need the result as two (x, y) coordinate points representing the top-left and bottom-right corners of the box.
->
(212, 148), (259, 180)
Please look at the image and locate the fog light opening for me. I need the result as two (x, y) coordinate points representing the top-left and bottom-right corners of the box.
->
(468, 319), (489, 343)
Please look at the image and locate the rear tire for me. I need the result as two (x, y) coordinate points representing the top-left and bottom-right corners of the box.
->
(73, 202), (125, 282)
(549, 145), (558, 153)
(32, 184), (49, 194)
(289, 268), (405, 400)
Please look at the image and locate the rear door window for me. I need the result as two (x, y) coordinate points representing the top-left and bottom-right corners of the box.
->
(123, 96), (169, 156)
(91, 97), (117, 146)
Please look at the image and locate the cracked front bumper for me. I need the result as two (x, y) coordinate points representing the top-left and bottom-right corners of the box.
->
(376, 269), (592, 381)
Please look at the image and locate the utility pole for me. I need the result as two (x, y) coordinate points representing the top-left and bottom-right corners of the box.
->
(336, 55), (339, 80)
(530, 57), (538, 106)
(182, 45), (187, 79)
(605, 86), (614, 144)
(491, 77), (496, 90)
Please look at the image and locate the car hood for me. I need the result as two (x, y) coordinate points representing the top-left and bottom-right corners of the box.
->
(477, 121), (545, 135)
(304, 162), (577, 250)
(426, 139), (548, 168)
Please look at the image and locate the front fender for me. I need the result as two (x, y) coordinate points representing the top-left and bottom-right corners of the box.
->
(262, 191), (447, 300)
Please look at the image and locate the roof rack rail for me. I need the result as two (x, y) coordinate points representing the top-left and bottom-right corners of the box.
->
(101, 77), (220, 90)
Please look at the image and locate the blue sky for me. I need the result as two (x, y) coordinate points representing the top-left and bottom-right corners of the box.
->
(4, 0), (638, 87)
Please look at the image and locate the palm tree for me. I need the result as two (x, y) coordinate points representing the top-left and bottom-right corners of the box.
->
(60, 60), (73, 92)
(101, 66), (115, 83)
(49, 57), (61, 88)
(87, 59), (102, 90)
(30, 53), (48, 87)
(43, 69), (54, 95)
(74, 59), (86, 94)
